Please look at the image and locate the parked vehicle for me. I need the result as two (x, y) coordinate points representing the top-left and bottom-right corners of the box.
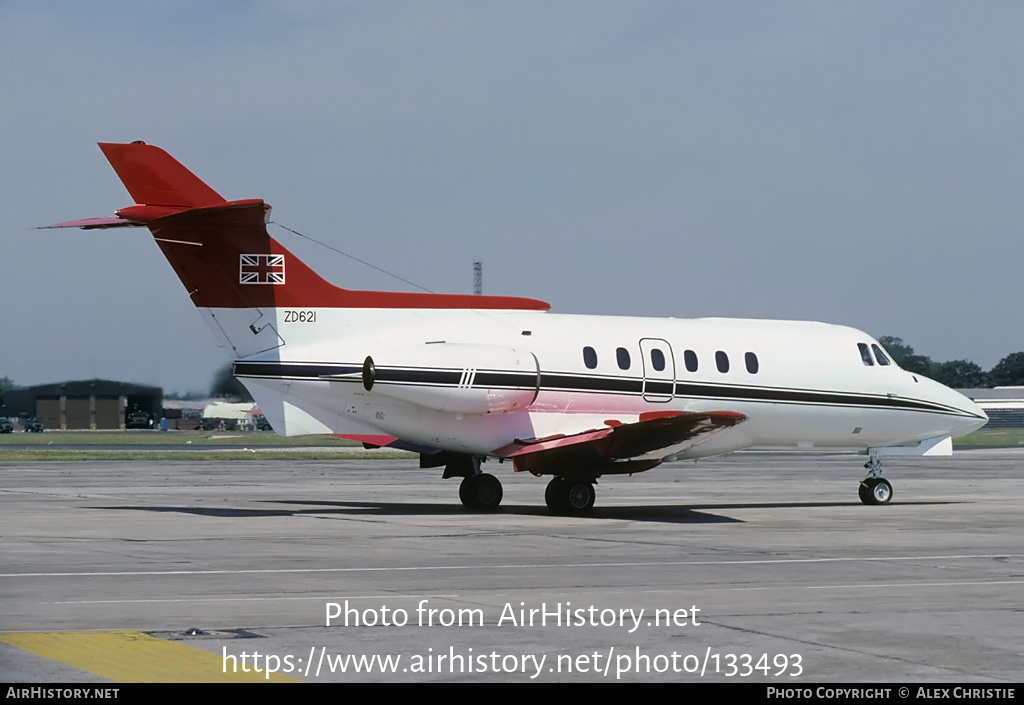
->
(23, 418), (44, 433)
(200, 417), (237, 432)
(126, 411), (150, 429)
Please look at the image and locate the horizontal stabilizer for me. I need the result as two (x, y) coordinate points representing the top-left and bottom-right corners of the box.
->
(40, 217), (145, 230)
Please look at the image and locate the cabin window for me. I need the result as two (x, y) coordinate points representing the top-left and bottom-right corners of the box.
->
(745, 352), (759, 374)
(684, 349), (698, 372)
(871, 344), (891, 366)
(858, 343), (874, 366)
(716, 351), (730, 373)
(616, 347), (631, 370)
(583, 346), (598, 369)
(650, 348), (666, 372)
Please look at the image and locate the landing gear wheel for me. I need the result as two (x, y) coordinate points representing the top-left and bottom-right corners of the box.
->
(545, 477), (595, 515)
(545, 477), (568, 513)
(859, 477), (893, 505)
(459, 473), (503, 511)
(566, 481), (596, 514)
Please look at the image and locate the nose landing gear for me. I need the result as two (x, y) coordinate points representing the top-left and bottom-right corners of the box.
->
(859, 476), (893, 505)
(859, 454), (893, 505)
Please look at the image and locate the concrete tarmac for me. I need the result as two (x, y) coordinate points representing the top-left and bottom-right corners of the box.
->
(1, 450), (1022, 683)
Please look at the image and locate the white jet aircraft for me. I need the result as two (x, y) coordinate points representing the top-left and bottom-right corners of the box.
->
(47, 142), (988, 514)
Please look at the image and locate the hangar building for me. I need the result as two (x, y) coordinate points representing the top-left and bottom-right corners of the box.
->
(960, 387), (1024, 428)
(0, 379), (162, 430)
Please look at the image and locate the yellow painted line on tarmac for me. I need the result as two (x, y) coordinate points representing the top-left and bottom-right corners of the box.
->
(0, 631), (300, 683)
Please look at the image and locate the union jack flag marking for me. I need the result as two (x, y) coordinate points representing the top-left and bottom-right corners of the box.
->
(240, 254), (285, 285)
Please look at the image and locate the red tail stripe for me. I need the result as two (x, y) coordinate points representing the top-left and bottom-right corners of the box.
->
(147, 202), (549, 310)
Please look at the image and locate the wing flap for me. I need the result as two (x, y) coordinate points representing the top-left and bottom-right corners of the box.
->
(493, 410), (746, 476)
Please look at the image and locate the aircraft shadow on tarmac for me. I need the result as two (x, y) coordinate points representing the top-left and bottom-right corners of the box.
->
(93, 501), (737, 523)
(89, 499), (958, 524)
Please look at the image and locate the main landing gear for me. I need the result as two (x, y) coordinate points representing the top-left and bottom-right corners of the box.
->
(544, 476), (597, 516)
(859, 454), (893, 505)
(440, 453), (598, 514)
(443, 455), (503, 511)
(459, 473), (503, 510)
(437, 453), (601, 515)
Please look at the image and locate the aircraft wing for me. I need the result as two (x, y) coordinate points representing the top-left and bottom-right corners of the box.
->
(492, 410), (746, 476)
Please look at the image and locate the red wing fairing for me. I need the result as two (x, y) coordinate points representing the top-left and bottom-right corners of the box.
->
(493, 410), (747, 477)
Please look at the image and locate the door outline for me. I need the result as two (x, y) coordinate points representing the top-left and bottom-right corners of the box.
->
(639, 338), (675, 402)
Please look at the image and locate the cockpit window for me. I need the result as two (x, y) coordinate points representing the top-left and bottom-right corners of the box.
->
(871, 344), (891, 366)
(858, 343), (874, 366)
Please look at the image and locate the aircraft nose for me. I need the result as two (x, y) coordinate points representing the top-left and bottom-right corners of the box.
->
(951, 391), (988, 436)
(919, 376), (988, 437)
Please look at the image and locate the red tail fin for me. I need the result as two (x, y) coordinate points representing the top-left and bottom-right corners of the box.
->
(98, 142), (225, 208)
(94, 142), (550, 312)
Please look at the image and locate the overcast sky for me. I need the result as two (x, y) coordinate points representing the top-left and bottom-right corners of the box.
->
(1, 1), (1021, 394)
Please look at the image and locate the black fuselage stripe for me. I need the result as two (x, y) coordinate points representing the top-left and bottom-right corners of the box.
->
(233, 362), (970, 417)
(375, 369), (463, 385)
(233, 362), (361, 377)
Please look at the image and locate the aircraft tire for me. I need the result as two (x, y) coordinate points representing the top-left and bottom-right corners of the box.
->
(546, 477), (595, 515)
(565, 481), (596, 514)
(545, 477), (568, 513)
(860, 477), (893, 505)
(459, 474), (503, 511)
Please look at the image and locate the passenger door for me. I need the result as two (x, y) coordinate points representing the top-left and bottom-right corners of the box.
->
(639, 338), (675, 402)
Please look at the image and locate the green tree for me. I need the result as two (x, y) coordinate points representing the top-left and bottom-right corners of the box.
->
(876, 336), (932, 375)
(0, 376), (15, 393)
(210, 363), (253, 401)
(929, 360), (989, 388)
(989, 352), (1024, 387)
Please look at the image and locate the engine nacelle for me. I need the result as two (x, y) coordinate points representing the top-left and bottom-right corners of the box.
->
(362, 343), (540, 415)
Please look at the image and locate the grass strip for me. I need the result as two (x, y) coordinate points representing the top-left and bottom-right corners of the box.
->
(0, 449), (412, 462)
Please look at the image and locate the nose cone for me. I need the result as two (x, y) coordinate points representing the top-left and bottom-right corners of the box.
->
(955, 394), (989, 436)
(912, 375), (988, 438)
(941, 385), (988, 437)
